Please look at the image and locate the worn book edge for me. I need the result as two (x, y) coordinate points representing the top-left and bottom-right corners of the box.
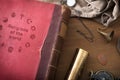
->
(35, 5), (62, 80)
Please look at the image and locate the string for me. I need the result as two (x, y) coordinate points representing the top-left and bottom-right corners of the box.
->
(71, 17), (94, 42)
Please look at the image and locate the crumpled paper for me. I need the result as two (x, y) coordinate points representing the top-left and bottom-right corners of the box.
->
(62, 0), (120, 27)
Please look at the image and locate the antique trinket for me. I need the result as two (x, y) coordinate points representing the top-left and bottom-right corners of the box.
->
(90, 70), (120, 80)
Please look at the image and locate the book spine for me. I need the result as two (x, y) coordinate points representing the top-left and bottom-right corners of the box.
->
(46, 6), (71, 80)
(35, 5), (71, 80)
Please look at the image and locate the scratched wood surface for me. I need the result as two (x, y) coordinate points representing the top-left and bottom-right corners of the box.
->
(55, 17), (120, 80)
(39, 0), (120, 80)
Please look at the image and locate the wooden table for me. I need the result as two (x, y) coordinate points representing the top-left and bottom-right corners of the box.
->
(55, 18), (120, 80)
(39, 0), (120, 79)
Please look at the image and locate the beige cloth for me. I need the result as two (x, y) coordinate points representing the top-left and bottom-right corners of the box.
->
(61, 0), (120, 27)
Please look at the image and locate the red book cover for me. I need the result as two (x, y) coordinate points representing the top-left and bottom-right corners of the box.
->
(0, 0), (61, 80)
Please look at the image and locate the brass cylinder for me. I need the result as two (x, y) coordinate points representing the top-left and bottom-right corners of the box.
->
(65, 48), (88, 80)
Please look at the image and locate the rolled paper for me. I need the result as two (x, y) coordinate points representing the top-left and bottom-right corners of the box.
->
(59, 5), (71, 39)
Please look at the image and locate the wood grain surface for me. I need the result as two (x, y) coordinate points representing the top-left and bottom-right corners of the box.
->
(55, 18), (120, 80)
(39, 0), (120, 79)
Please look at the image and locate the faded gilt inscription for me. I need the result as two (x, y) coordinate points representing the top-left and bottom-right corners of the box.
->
(0, 12), (38, 53)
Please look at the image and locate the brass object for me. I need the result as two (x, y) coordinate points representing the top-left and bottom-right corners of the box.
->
(65, 48), (88, 80)
(97, 28), (114, 42)
(90, 70), (114, 80)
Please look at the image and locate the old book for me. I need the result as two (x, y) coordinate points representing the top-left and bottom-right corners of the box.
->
(36, 6), (71, 80)
(0, 0), (61, 80)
